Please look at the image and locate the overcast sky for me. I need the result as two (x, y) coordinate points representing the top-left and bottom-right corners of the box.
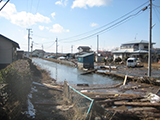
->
(0, 0), (160, 53)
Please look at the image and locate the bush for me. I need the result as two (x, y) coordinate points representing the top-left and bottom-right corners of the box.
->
(115, 57), (122, 62)
(123, 56), (129, 62)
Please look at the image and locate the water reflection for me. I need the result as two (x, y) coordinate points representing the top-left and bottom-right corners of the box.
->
(32, 58), (122, 84)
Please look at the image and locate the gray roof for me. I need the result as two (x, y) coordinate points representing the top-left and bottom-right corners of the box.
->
(77, 46), (91, 50)
(78, 52), (94, 58)
(122, 40), (155, 45)
(0, 34), (20, 49)
(112, 49), (156, 54)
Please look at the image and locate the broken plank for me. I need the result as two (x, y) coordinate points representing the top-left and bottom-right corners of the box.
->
(82, 92), (141, 98)
(114, 101), (160, 107)
(123, 75), (128, 85)
(34, 101), (63, 105)
(97, 96), (143, 104)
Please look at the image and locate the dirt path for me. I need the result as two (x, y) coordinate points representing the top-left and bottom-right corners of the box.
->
(29, 63), (74, 120)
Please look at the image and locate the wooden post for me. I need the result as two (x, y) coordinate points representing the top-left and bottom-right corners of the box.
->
(123, 75), (128, 85)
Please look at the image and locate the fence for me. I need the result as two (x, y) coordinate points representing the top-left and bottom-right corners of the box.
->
(63, 80), (117, 120)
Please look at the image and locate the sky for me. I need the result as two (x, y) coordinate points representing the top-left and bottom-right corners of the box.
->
(0, 0), (160, 53)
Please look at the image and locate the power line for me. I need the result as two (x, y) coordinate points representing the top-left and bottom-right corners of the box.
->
(153, 6), (160, 23)
(153, 4), (160, 8)
(58, 1), (149, 42)
(63, 7), (147, 43)
(36, 0), (40, 13)
(0, 0), (10, 11)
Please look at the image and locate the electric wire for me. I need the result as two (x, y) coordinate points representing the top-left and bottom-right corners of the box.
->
(153, 6), (160, 23)
(58, 1), (149, 42)
(153, 4), (160, 8)
(35, 0), (40, 13)
(62, 7), (147, 43)
(32, 1), (149, 45)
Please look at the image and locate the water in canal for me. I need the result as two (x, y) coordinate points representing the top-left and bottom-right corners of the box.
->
(32, 58), (122, 85)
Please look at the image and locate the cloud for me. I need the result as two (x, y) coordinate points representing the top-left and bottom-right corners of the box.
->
(51, 12), (56, 19)
(49, 24), (69, 33)
(90, 23), (98, 27)
(55, 0), (68, 6)
(55, 1), (63, 5)
(42, 38), (46, 41)
(71, 0), (112, 9)
(0, 1), (51, 27)
(39, 25), (44, 30)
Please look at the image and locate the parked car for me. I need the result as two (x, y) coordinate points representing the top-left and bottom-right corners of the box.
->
(127, 58), (137, 67)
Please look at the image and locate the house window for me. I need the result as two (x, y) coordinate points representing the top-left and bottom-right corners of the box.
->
(144, 46), (148, 49)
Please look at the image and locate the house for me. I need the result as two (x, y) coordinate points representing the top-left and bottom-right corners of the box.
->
(32, 49), (45, 58)
(95, 50), (113, 62)
(77, 52), (94, 69)
(0, 34), (20, 69)
(112, 40), (156, 62)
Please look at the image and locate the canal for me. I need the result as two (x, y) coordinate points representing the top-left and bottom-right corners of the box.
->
(32, 58), (122, 85)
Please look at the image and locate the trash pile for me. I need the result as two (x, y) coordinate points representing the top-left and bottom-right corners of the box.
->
(81, 89), (160, 120)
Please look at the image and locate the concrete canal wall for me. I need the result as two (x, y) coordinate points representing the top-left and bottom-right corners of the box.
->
(42, 58), (160, 86)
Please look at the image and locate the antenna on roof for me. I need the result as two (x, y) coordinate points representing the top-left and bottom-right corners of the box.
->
(134, 33), (138, 40)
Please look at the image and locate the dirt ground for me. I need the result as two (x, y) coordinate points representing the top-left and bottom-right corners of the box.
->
(29, 59), (160, 120)
(96, 62), (160, 77)
(28, 64), (75, 120)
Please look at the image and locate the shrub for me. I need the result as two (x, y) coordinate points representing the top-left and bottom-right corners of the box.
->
(115, 57), (122, 62)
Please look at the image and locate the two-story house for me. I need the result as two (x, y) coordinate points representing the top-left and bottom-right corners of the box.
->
(112, 40), (156, 61)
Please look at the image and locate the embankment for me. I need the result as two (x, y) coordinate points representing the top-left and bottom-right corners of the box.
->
(0, 59), (34, 119)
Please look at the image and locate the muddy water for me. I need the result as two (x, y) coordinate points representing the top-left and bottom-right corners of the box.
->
(32, 58), (122, 85)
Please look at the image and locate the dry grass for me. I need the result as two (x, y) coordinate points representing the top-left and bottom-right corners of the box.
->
(143, 62), (160, 69)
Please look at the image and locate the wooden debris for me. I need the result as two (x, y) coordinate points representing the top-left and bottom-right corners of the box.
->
(81, 69), (96, 75)
(114, 101), (160, 107)
(77, 84), (89, 87)
(104, 65), (117, 69)
(97, 96), (143, 104)
(34, 101), (63, 105)
(123, 75), (128, 85)
(113, 82), (123, 88)
(82, 92), (141, 98)
(33, 82), (63, 92)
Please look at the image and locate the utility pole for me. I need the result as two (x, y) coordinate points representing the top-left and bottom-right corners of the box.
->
(42, 44), (43, 50)
(97, 35), (99, 62)
(71, 45), (73, 53)
(55, 38), (58, 58)
(26, 28), (32, 57)
(97, 35), (99, 55)
(31, 41), (33, 57)
(148, 0), (152, 77)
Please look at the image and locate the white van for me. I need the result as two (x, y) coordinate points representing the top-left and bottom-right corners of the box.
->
(127, 58), (137, 67)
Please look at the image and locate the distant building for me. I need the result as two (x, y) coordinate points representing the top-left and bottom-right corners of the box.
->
(112, 40), (156, 62)
(77, 46), (91, 52)
(0, 34), (20, 69)
(32, 49), (45, 58)
(95, 50), (113, 62)
(17, 50), (24, 59)
(77, 52), (94, 69)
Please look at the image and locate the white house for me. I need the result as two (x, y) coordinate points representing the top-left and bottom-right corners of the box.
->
(0, 34), (20, 69)
(112, 40), (156, 61)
